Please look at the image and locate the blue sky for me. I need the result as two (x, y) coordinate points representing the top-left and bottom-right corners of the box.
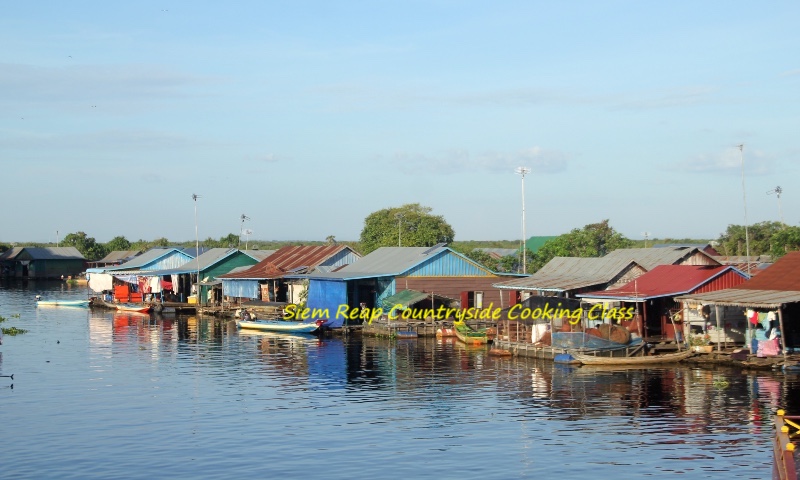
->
(2, 1), (799, 244)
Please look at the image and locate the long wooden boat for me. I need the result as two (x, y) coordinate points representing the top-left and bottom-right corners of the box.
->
(36, 299), (90, 307)
(570, 349), (693, 366)
(237, 319), (323, 334)
(453, 321), (488, 346)
(115, 303), (152, 313)
(774, 410), (798, 480)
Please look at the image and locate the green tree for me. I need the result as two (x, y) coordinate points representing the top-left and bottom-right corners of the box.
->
(716, 221), (785, 257)
(62, 231), (107, 261)
(770, 226), (800, 258)
(105, 236), (132, 252)
(220, 233), (239, 248)
(359, 204), (455, 254)
(529, 220), (633, 272)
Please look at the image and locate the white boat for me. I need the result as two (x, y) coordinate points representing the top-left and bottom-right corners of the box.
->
(36, 299), (90, 307)
(237, 319), (323, 334)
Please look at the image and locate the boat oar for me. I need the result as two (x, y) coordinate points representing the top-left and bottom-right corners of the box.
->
(0, 374), (13, 380)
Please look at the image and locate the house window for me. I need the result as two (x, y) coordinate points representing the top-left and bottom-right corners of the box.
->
(475, 291), (484, 309)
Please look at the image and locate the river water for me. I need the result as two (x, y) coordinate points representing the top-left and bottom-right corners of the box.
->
(0, 281), (795, 479)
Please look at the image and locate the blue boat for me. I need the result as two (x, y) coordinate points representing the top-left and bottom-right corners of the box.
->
(237, 318), (324, 334)
(36, 299), (90, 307)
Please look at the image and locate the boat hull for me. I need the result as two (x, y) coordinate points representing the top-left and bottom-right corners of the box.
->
(454, 323), (488, 345)
(37, 300), (90, 307)
(237, 319), (321, 334)
(570, 349), (693, 365)
(116, 304), (152, 313)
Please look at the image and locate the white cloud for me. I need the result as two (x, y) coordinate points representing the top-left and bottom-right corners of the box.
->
(675, 147), (775, 175)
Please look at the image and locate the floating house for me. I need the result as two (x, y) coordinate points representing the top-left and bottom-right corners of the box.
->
(602, 246), (720, 270)
(298, 244), (519, 327)
(676, 251), (800, 354)
(0, 247), (86, 279)
(217, 245), (361, 304)
(142, 248), (266, 305)
(87, 247), (194, 299)
(492, 256), (647, 303)
(577, 265), (748, 341)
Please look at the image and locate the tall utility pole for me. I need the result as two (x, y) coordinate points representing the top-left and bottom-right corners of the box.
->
(767, 186), (785, 226)
(738, 145), (751, 277)
(192, 193), (202, 292)
(515, 166), (531, 274)
(238, 214), (250, 248)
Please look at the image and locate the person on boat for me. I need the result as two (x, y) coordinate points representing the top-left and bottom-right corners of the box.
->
(241, 310), (252, 321)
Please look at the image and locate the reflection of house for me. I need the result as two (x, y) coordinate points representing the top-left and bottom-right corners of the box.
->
(218, 245), (361, 304)
(578, 265), (748, 341)
(300, 245), (519, 327)
(0, 247), (86, 279)
(676, 251), (800, 352)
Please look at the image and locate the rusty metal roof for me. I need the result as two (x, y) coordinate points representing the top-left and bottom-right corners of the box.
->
(734, 251), (800, 291)
(217, 245), (354, 280)
(579, 265), (745, 301)
(492, 256), (641, 292)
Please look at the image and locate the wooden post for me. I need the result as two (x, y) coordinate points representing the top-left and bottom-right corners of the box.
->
(714, 305), (721, 353)
(777, 307), (788, 361)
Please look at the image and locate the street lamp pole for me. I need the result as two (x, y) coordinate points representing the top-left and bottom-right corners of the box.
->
(515, 166), (531, 274)
(738, 145), (751, 277)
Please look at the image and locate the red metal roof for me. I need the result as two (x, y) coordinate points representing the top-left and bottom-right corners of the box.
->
(216, 245), (350, 279)
(736, 251), (800, 291)
(580, 265), (746, 300)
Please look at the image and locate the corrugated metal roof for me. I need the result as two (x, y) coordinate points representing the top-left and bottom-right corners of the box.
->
(603, 246), (718, 270)
(147, 248), (239, 275)
(218, 245), (357, 280)
(492, 256), (641, 291)
(241, 249), (276, 262)
(105, 248), (188, 271)
(675, 288), (800, 308)
(217, 261), (285, 279)
(733, 250), (800, 291)
(336, 246), (447, 275)
(578, 265), (746, 301)
(0, 247), (85, 260)
(0, 247), (25, 260)
(94, 250), (141, 264)
(265, 245), (357, 271)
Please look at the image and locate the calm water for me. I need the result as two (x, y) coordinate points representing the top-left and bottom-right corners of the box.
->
(0, 281), (796, 479)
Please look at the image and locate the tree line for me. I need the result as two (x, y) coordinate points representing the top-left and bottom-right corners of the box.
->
(1, 204), (797, 271)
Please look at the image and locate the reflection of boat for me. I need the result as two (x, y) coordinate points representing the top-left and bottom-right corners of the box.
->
(454, 321), (488, 345)
(36, 299), (89, 307)
(773, 410), (798, 480)
(116, 303), (152, 313)
(237, 319), (323, 334)
(569, 349), (693, 365)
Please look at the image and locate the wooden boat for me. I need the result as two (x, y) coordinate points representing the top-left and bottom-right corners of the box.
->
(570, 349), (694, 366)
(237, 318), (324, 334)
(453, 321), (489, 345)
(115, 303), (152, 313)
(36, 299), (89, 307)
(773, 410), (798, 480)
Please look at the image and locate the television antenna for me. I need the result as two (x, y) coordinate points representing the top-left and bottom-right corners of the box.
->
(642, 231), (651, 248)
(767, 186), (785, 226)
